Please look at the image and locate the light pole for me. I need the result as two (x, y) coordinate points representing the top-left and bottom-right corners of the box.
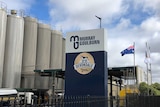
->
(95, 15), (102, 28)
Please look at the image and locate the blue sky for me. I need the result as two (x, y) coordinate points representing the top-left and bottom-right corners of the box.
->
(29, 0), (50, 21)
(3, 0), (160, 83)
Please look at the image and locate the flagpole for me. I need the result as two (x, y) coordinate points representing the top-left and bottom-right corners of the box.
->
(120, 43), (136, 90)
(133, 42), (136, 90)
(149, 46), (152, 85)
(146, 42), (149, 95)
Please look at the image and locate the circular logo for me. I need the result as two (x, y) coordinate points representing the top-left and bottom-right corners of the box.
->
(74, 52), (95, 75)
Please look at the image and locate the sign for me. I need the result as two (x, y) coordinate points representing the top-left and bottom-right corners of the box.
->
(65, 29), (108, 98)
(66, 29), (107, 53)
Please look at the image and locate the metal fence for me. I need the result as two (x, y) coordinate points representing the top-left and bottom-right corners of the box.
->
(108, 94), (160, 107)
(1, 95), (160, 107)
(0, 96), (108, 107)
(126, 94), (160, 107)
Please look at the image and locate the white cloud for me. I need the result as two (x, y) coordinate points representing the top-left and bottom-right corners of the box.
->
(140, 17), (160, 32)
(115, 18), (132, 30)
(49, 0), (124, 32)
(143, 0), (160, 14)
(2, 0), (34, 11)
(134, 0), (160, 15)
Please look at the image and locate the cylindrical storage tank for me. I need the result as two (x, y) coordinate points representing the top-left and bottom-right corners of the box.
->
(0, 2), (7, 87)
(55, 78), (64, 91)
(50, 31), (64, 92)
(50, 30), (62, 69)
(57, 38), (66, 91)
(21, 16), (38, 88)
(50, 30), (62, 90)
(35, 23), (51, 89)
(3, 11), (24, 88)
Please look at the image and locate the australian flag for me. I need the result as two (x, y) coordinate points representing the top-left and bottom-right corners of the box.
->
(121, 45), (134, 56)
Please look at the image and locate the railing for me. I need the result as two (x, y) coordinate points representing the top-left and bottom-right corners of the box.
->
(3, 95), (160, 107)
(0, 1), (7, 11)
(0, 95), (109, 107)
(126, 94), (160, 107)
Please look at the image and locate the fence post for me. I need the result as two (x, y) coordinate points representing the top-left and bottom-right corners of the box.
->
(87, 95), (90, 107)
(13, 96), (17, 107)
(33, 95), (37, 107)
(116, 96), (119, 107)
(0, 97), (3, 106)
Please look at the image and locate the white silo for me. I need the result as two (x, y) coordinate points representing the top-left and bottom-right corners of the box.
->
(62, 38), (66, 88)
(3, 10), (24, 88)
(0, 2), (7, 87)
(50, 31), (65, 91)
(35, 23), (51, 89)
(50, 30), (62, 69)
(21, 16), (38, 88)
(55, 77), (64, 91)
(57, 38), (65, 91)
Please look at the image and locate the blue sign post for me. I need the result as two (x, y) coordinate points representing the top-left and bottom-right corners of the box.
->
(65, 29), (108, 107)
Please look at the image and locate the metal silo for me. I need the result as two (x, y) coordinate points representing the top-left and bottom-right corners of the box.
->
(0, 2), (7, 87)
(50, 30), (62, 69)
(3, 10), (24, 88)
(58, 38), (65, 91)
(55, 77), (64, 91)
(50, 30), (64, 92)
(21, 16), (38, 88)
(35, 23), (51, 89)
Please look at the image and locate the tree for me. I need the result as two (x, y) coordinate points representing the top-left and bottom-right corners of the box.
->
(139, 82), (149, 95)
(139, 82), (160, 95)
(151, 82), (160, 90)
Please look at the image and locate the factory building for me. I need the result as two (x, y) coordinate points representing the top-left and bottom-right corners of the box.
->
(108, 66), (151, 97)
(0, 2), (65, 95)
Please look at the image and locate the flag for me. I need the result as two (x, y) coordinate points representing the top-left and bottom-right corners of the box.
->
(121, 45), (134, 56)
(144, 45), (151, 64)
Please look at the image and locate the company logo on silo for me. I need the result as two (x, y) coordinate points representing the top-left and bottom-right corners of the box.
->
(70, 35), (100, 49)
(74, 52), (95, 75)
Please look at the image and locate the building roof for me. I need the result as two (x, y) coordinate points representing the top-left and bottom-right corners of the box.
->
(108, 66), (136, 79)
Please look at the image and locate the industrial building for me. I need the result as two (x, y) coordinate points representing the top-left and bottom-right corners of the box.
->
(108, 66), (150, 97)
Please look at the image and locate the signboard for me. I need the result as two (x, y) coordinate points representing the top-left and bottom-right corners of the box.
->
(66, 29), (107, 53)
(65, 29), (108, 97)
